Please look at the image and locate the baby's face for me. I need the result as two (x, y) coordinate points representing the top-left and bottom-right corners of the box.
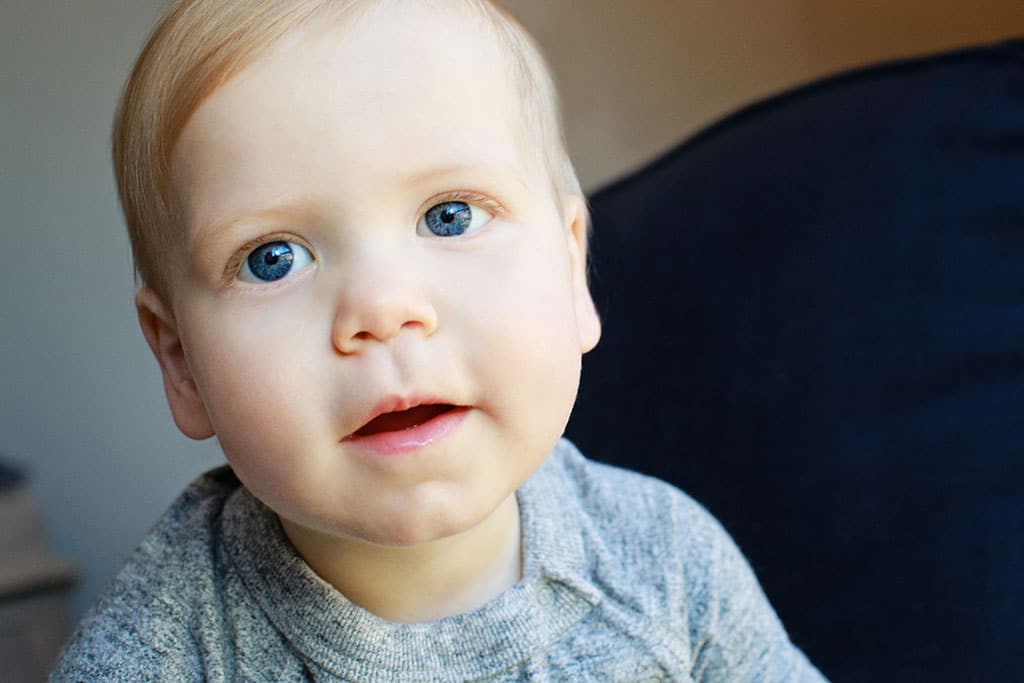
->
(161, 3), (599, 546)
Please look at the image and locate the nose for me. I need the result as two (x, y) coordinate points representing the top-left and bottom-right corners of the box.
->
(330, 256), (439, 355)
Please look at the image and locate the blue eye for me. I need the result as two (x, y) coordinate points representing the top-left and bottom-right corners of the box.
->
(418, 200), (493, 237)
(240, 241), (313, 283)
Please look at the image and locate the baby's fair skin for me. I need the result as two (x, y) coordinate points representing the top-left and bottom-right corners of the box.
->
(137, 1), (600, 624)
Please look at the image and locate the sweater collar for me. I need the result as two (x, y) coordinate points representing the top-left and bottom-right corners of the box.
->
(221, 439), (597, 680)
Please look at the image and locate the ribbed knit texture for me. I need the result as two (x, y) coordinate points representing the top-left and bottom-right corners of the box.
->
(51, 440), (827, 681)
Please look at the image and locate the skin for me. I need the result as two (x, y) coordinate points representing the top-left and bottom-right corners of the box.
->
(137, 1), (600, 624)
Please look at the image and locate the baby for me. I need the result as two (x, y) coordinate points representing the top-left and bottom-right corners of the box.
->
(53, 0), (826, 680)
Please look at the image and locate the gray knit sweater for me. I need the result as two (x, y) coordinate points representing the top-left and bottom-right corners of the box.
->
(52, 439), (827, 681)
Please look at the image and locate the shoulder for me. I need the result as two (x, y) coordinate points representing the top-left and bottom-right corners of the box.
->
(50, 466), (241, 682)
(541, 438), (735, 616)
(545, 438), (726, 562)
(545, 440), (826, 681)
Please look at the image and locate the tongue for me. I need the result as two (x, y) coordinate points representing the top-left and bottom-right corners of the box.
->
(355, 404), (453, 436)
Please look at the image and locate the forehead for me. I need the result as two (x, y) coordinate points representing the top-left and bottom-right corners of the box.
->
(171, 1), (532, 233)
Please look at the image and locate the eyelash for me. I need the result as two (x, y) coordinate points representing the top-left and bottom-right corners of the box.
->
(222, 190), (506, 285)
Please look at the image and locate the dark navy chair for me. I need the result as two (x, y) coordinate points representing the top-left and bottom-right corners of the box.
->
(567, 39), (1024, 682)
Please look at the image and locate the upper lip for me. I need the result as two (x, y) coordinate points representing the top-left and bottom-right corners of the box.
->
(346, 394), (458, 439)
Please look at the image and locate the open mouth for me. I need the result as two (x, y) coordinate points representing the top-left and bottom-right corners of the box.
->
(354, 404), (458, 437)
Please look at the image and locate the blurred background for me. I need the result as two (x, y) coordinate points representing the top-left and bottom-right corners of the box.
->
(2, 0), (1023, 676)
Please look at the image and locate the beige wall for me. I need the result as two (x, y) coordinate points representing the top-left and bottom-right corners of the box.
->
(504, 1), (1024, 191)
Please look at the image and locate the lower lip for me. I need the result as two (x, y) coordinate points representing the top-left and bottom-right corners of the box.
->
(344, 406), (470, 456)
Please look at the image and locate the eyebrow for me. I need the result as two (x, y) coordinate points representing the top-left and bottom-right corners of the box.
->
(191, 162), (529, 247)
(192, 195), (322, 245)
(397, 162), (530, 193)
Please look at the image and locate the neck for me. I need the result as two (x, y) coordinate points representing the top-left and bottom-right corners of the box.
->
(279, 494), (522, 623)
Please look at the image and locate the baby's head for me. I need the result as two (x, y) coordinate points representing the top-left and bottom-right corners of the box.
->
(115, 0), (583, 303)
(117, 0), (600, 549)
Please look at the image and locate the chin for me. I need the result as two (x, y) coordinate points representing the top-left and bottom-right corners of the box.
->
(364, 491), (506, 548)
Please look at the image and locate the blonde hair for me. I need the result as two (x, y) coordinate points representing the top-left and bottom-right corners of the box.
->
(112, 0), (581, 302)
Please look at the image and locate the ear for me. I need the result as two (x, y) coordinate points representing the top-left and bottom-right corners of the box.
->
(564, 195), (601, 353)
(135, 287), (215, 440)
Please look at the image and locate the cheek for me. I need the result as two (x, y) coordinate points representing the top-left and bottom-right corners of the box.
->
(454, 233), (583, 438)
(181, 301), (328, 470)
